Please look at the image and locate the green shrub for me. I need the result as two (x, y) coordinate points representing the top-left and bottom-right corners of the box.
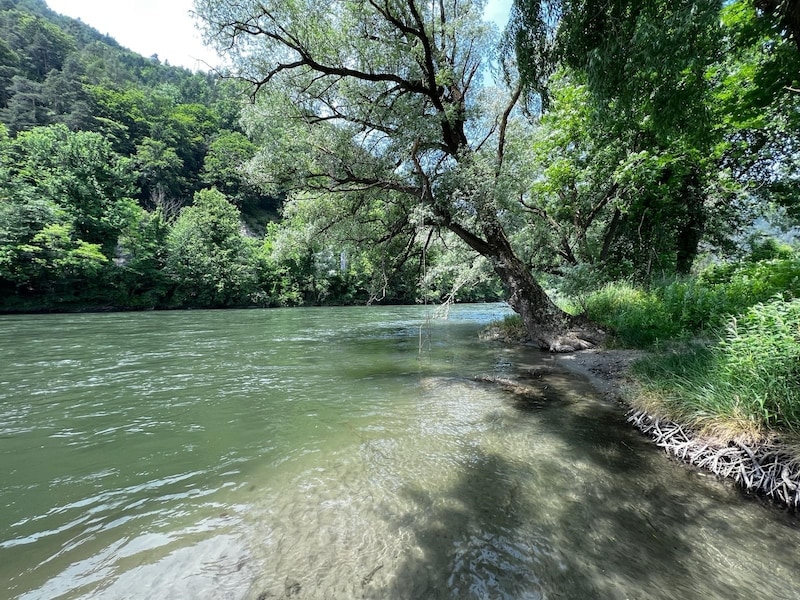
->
(716, 299), (800, 429)
(484, 314), (528, 341)
(581, 257), (800, 347)
(583, 283), (680, 347)
(747, 237), (795, 262)
(632, 299), (800, 438)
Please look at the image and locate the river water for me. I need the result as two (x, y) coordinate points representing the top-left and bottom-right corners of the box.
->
(1, 304), (798, 599)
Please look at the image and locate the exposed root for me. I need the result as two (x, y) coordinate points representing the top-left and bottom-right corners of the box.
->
(628, 409), (800, 509)
(532, 323), (607, 353)
(545, 333), (598, 353)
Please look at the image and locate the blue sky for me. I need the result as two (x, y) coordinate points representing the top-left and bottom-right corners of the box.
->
(45, 0), (513, 71)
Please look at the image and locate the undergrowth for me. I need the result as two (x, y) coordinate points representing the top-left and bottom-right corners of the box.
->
(582, 256), (800, 348)
(545, 250), (800, 441)
(630, 299), (800, 440)
(488, 252), (800, 439)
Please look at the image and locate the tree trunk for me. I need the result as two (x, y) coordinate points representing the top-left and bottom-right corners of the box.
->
(492, 243), (601, 352)
(449, 217), (604, 352)
(675, 170), (705, 275)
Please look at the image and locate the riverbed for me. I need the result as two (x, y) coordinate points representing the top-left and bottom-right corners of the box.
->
(1, 305), (798, 599)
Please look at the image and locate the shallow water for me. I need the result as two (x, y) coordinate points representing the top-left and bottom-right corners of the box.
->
(1, 305), (798, 599)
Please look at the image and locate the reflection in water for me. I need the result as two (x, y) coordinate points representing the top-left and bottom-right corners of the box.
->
(1, 306), (799, 599)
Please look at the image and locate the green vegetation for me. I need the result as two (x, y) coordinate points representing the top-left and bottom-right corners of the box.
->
(631, 299), (800, 441)
(580, 254), (800, 347)
(0, 0), (500, 311)
(545, 247), (800, 441)
(492, 247), (800, 440)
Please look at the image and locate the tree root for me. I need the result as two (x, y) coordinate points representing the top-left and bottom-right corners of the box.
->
(536, 322), (607, 353)
(628, 409), (800, 509)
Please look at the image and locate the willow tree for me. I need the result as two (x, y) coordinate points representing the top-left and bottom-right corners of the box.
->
(195, 0), (600, 350)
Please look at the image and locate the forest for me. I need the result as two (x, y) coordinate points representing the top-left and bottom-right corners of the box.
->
(0, 0), (795, 313)
(0, 0), (507, 314)
(1, 0), (799, 400)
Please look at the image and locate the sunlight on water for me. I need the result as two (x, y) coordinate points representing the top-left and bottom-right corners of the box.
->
(1, 305), (799, 599)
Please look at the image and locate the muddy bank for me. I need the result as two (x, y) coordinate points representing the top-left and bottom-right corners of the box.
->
(549, 349), (800, 510)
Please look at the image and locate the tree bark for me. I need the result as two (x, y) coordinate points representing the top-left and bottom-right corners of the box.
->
(491, 235), (602, 352)
(447, 215), (603, 352)
(675, 169), (705, 275)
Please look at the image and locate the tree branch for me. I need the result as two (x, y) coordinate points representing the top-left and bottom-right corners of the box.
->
(495, 84), (522, 178)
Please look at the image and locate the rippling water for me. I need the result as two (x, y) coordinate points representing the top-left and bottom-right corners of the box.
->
(1, 305), (799, 599)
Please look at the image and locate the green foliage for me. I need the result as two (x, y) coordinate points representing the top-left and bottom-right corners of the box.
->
(1, 0), (798, 319)
(11, 124), (139, 251)
(746, 236), (795, 261)
(0, 124), (141, 307)
(421, 249), (504, 304)
(108, 208), (171, 309)
(583, 283), (680, 346)
(135, 136), (186, 202)
(710, 1), (800, 218)
(633, 299), (800, 437)
(582, 253), (800, 347)
(485, 314), (529, 342)
(165, 188), (264, 308)
(0, 3), (284, 312)
(201, 130), (260, 206)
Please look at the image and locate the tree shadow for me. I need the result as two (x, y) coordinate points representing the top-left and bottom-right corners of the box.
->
(367, 361), (789, 599)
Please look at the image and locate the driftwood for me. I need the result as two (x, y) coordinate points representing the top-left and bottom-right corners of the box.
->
(628, 409), (800, 509)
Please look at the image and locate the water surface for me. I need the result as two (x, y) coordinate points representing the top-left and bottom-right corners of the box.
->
(1, 305), (798, 599)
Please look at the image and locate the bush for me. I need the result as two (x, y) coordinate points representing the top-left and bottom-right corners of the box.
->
(483, 314), (528, 342)
(581, 256), (800, 347)
(716, 299), (800, 429)
(583, 283), (680, 346)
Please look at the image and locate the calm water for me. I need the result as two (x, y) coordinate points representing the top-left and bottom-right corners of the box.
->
(1, 304), (799, 599)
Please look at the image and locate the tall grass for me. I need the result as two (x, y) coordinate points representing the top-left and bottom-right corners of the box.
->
(630, 300), (800, 440)
(582, 256), (800, 347)
(569, 251), (800, 440)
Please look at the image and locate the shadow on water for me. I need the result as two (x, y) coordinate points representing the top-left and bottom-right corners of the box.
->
(370, 362), (797, 600)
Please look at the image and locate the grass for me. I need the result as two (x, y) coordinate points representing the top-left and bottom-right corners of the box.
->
(491, 250), (800, 442)
(481, 313), (528, 342)
(629, 299), (800, 442)
(579, 256), (800, 348)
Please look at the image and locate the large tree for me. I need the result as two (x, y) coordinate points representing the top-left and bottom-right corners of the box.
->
(195, 0), (600, 350)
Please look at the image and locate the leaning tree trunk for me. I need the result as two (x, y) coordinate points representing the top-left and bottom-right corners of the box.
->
(492, 243), (601, 352)
(458, 219), (604, 352)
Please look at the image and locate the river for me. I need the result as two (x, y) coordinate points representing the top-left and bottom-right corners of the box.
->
(1, 304), (798, 599)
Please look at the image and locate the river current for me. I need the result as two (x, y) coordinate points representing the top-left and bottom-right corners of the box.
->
(1, 304), (798, 599)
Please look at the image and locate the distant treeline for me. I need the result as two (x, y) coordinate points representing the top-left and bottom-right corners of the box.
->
(0, 0), (500, 311)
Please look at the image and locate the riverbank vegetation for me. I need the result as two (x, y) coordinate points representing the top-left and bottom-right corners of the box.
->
(580, 248), (800, 443)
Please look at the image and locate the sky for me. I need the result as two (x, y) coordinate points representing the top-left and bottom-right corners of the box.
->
(45, 0), (513, 72)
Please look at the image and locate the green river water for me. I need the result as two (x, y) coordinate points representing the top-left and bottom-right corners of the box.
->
(1, 304), (799, 599)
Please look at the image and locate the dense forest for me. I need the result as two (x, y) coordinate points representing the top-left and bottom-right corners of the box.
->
(1, 0), (798, 327)
(0, 0), (477, 312)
